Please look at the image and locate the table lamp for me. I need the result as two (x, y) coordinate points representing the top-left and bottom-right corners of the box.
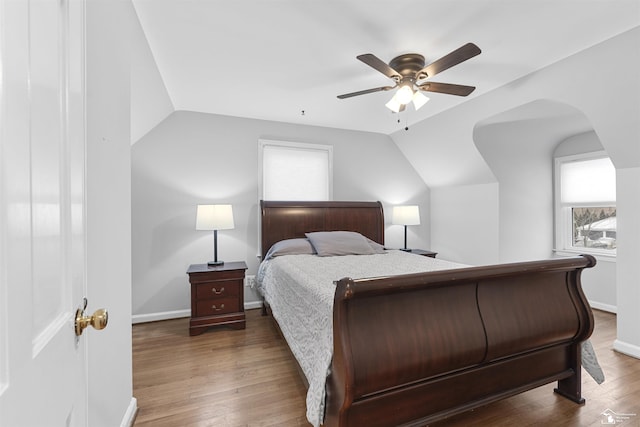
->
(392, 205), (420, 252)
(196, 204), (235, 266)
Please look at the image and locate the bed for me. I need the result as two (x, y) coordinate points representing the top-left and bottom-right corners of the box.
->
(257, 200), (597, 427)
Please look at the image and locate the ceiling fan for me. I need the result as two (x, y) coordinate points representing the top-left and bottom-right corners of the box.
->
(337, 43), (481, 112)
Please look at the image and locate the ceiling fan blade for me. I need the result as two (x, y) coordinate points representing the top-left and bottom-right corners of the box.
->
(418, 43), (481, 79)
(337, 86), (394, 99)
(357, 54), (402, 80)
(418, 82), (476, 96)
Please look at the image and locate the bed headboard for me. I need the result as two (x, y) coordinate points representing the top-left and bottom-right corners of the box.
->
(260, 200), (385, 258)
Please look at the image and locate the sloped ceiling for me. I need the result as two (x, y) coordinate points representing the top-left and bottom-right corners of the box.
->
(131, 0), (639, 135)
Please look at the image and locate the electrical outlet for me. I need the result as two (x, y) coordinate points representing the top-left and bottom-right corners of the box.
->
(245, 275), (257, 288)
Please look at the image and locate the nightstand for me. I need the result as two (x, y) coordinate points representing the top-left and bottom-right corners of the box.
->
(186, 261), (247, 336)
(409, 249), (438, 258)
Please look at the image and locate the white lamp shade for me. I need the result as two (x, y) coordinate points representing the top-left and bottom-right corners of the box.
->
(195, 204), (235, 230)
(385, 95), (402, 113)
(412, 91), (430, 110)
(392, 205), (420, 226)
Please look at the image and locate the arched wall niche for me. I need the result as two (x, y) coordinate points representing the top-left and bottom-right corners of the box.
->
(473, 99), (595, 262)
(472, 99), (616, 312)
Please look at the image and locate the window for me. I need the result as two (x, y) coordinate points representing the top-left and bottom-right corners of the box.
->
(555, 153), (616, 255)
(259, 139), (333, 201)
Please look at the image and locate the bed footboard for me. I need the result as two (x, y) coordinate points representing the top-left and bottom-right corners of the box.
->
(325, 255), (596, 427)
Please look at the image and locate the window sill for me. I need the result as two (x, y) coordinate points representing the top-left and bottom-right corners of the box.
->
(553, 249), (617, 263)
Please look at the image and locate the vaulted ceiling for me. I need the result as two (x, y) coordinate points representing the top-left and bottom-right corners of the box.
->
(132, 0), (639, 135)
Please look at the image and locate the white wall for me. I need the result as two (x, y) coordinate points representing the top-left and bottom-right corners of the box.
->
(86, 0), (135, 425)
(130, 3), (173, 143)
(474, 112), (556, 263)
(553, 130), (605, 157)
(615, 167), (640, 357)
(430, 183), (499, 265)
(131, 111), (430, 319)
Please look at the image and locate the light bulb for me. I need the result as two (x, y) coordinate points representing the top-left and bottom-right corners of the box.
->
(395, 85), (414, 104)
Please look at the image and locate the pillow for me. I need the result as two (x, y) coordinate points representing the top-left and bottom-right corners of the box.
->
(366, 237), (387, 254)
(264, 238), (316, 260)
(305, 231), (377, 257)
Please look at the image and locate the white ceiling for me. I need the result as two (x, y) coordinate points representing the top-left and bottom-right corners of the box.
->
(132, 0), (640, 135)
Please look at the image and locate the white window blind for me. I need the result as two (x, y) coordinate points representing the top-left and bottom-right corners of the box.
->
(554, 153), (617, 255)
(560, 157), (616, 204)
(260, 140), (332, 201)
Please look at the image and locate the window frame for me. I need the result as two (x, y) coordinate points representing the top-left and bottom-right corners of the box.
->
(554, 151), (616, 259)
(258, 139), (333, 201)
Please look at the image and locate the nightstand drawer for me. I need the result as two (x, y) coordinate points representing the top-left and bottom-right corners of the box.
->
(194, 280), (241, 300)
(196, 297), (240, 316)
(188, 269), (245, 283)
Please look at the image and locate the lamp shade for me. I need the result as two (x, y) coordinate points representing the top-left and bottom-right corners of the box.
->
(195, 204), (235, 230)
(392, 205), (420, 226)
(385, 96), (402, 113)
(412, 91), (430, 110)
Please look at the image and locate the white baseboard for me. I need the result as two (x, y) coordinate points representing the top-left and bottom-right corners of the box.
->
(589, 300), (617, 314)
(244, 300), (263, 310)
(132, 302), (264, 324)
(132, 309), (190, 324)
(613, 339), (640, 359)
(120, 397), (138, 427)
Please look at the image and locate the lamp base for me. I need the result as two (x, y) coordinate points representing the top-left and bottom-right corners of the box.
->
(400, 248), (412, 252)
(207, 260), (224, 266)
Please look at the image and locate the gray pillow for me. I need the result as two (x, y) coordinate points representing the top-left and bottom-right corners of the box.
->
(305, 231), (377, 257)
(264, 238), (316, 260)
(366, 237), (387, 254)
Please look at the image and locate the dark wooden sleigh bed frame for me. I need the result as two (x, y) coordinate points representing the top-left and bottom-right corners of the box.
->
(260, 200), (596, 427)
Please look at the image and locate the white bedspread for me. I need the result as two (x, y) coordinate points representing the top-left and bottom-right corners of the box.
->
(256, 250), (468, 427)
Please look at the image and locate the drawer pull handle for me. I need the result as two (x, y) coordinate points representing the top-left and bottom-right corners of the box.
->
(211, 287), (225, 295)
(212, 304), (225, 311)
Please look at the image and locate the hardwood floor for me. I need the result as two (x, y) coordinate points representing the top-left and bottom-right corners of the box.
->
(133, 309), (640, 426)
(132, 309), (308, 426)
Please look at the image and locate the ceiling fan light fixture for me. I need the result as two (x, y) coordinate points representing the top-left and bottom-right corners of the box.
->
(395, 85), (414, 104)
(412, 91), (430, 110)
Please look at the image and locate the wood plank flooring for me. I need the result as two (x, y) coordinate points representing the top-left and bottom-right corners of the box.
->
(133, 309), (640, 426)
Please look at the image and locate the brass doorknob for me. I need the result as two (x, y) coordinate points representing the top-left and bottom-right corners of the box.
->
(75, 298), (108, 336)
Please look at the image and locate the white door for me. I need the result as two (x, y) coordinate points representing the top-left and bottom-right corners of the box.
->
(0, 0), (98, 425)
